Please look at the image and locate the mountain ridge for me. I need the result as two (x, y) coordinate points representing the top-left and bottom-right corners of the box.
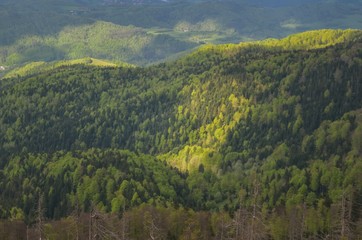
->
(2, 29), (359, 79)
(1, 0), (361, 67)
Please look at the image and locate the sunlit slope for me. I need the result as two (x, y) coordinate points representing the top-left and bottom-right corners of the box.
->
(2, 58), (132, 79)
(186, 29), (361, 58)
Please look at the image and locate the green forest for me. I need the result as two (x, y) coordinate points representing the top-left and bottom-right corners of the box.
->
(0, 21), (197, 67)
(1, 0), (361, 68)
(0, 29), (362, 239)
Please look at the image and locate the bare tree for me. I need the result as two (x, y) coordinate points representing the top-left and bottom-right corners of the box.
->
(120, 204), (129, 240)
(69, 196), (81, 240)
(330, 187), (354, 240)
(287, 203), (306, 240)
(143, 208), (166, 240)
(213, 212), (234, 240)
(35, 194), (45, 240)
(233, 176), (268, 240)
(339, 189), (353, 239)
(233, 207), (249, 240)
(249, 174), (267, 240)
(89, 204), (121, 240)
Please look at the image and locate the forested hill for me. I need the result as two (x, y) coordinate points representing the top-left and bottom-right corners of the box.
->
(1, 29), (362, 239)
(1, 0), (361, 68)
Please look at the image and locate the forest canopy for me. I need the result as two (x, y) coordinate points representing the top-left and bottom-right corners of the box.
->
(0, 29), (362, 239)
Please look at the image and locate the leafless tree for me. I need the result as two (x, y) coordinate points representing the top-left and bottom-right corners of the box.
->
(329, 187), (355, 240)
(144, 210), (165, 240)
(287, 203), (306, 240)
(35, 194), (45, 240)
(89, 204), (121, 240)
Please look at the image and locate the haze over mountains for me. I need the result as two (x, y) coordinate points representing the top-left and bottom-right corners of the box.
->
(0, 0), (361, 67)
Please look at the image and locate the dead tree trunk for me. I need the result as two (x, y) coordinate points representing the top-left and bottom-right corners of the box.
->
(36, 194), (45, 240)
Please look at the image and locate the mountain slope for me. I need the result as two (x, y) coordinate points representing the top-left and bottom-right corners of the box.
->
(0, 29), (361, 165)
(0, 30), (361, 238)
(1, 57), (129, 79)
(0, 21), (196, 67)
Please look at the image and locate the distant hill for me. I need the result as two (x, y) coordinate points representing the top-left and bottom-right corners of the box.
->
(0, 0), (361, 67)
(246, 0), (322, 7)
(0, 21), (196, 67)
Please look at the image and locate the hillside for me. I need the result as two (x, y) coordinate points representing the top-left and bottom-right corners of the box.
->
(0, 0), (361, 67)
(1, 58), (130, 79)
(0, 30), (362, 239)
(0, 21), (196, 67)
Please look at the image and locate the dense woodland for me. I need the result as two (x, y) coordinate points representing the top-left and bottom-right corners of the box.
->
(0, 29), (362, 239)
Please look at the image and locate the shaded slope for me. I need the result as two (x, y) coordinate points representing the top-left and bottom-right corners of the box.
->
(0, 149), (188, 219)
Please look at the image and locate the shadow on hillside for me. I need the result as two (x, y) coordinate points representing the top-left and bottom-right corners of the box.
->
(0, 0), (95, 45)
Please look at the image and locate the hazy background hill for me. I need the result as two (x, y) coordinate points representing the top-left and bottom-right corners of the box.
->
(0, 0), (361, 69)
